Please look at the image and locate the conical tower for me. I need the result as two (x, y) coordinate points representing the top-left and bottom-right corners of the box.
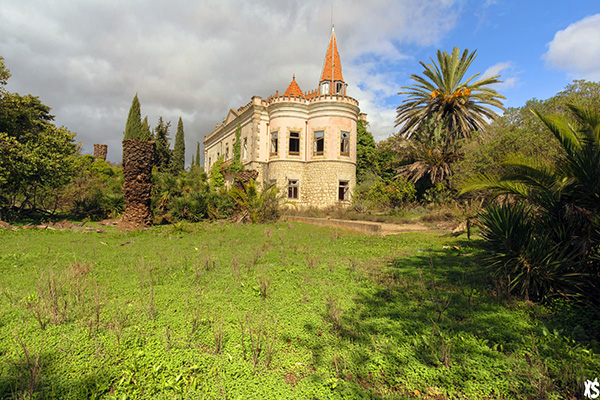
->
(319, 26), (346, 96)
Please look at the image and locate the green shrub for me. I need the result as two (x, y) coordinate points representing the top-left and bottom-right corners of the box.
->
(354, 177), (415, 212)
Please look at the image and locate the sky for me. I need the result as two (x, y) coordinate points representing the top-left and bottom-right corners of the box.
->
(1, 0), (599, 164)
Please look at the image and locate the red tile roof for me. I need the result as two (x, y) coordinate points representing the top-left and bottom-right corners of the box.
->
(283, 75), (304, 97)
(320, 26), (344, 83)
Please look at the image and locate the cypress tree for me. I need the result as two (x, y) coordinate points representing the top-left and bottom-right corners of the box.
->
(172, 117), (185, 172)
(124, 94), (142, 140)
(154, 117), (171, 172)
(141, 115), (153, 141)
(195, 142), (201, 167)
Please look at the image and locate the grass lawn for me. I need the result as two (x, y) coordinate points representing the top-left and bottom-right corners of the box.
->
(0, 221), (597, 399)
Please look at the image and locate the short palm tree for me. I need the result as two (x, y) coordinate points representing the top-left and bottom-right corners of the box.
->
(396, 47), (505, 141)
(462, 104), (600, 302)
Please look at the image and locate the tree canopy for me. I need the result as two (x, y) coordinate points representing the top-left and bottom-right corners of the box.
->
(124, 94), (143, 140)
(0, 57), (77, 216)
(396, 47), (505, 141)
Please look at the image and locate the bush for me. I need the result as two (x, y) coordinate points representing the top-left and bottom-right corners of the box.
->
(354, 177), (415, 212)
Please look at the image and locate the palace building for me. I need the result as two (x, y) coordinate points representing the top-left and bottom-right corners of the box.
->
(204, 27), (364, 208)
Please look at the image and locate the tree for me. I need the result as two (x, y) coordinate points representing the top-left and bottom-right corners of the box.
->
(141, 115), (153, 141)
(172, 117), (185, 173)
(453, 80), (600, 189)
(397, 117), (462, 185)
(228, 124), (243, 173)
(395, 47), (505, 141)
(0, 56), (10, 92)
(356, 119), (376, 182)
(124, 94), (143, 140)
(154, 117), (171, 172)
(195, 142), (201, 167)
(0, 58), (77, 216)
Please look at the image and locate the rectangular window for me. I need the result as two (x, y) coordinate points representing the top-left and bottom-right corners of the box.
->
(340, 132), (350, 156)
(270, 132), (278, 155)
(243, 138), (248, 159)
(313, 131), (324, 155)
(338, 181), (349, 201)
(288, 180), (299, 199)
(225, 146), (229, 160)
(289, 131), (300, 155)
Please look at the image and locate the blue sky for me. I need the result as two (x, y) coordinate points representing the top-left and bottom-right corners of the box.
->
(1, 0), (599, 163)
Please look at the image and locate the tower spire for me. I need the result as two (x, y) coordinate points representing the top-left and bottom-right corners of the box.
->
(319, 25), (345, 95)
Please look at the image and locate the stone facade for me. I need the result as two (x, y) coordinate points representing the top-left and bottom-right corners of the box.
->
(204, 27), (364, 209)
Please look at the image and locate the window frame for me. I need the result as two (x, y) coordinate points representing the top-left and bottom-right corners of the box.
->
(338, 180), (349, 201)
(288, 179), (299, 199)
(288, 131), (300, 155)
(270, 131), (278, 156)
(313, 130), (324, 156)
(340, 131), (350, 156)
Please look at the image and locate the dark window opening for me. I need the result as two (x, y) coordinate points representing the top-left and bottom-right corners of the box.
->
(338, 181), (349, 201)
(289, 131), (300, 155)
(314, 131), (324, 155)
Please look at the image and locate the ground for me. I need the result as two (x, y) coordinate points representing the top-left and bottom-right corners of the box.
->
(0, 221), (595, 399)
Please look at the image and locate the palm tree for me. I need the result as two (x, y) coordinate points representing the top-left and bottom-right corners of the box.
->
(396, 47), (505, 141)
(396, 116), (461, 184)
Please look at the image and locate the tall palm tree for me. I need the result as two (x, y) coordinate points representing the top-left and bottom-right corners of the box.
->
(396, 47), (505, 141)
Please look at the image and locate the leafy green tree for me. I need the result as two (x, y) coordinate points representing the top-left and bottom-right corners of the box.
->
(356, 119), (376, 183)
(396, 47), (505, 141)
(0, 58), (77, 217)
(0, 93), (54, 142)
(124, 94), (143, 140)
(172, 117), (185, 172)
(0, 56), (10, 92)
(453, 80), (600, 189)
(154, 117), (172, 172)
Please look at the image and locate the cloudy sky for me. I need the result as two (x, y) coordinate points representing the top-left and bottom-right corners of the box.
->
(1, 0), (599, 164)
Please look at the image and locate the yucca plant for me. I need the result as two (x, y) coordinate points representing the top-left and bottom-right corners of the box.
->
(464, 104), (600, 302)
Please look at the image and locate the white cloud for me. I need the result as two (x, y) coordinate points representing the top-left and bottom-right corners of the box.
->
(0, 0), (462, 162)
(481, 62), (519, 90)
(544, 14), (600, 81)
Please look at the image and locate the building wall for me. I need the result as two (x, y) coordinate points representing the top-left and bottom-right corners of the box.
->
(204, 95), (360, 209)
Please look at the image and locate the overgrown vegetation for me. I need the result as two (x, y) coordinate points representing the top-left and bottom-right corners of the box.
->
(0, 223), (597, 399)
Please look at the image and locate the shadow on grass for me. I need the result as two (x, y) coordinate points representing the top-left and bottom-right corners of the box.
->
(303, 240), (555, 398)
(0, 349), (115, 400)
